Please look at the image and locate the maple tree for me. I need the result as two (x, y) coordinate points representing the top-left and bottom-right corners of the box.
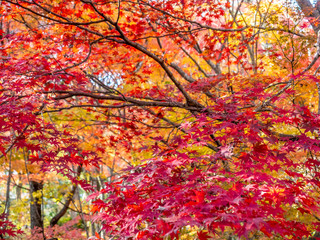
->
(2, 0), (320, 239)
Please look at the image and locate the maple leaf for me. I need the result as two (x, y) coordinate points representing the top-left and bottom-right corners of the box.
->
(179, 121), (192, 130)
(220, 145), (233, 158)
(197, 230), (210, 240)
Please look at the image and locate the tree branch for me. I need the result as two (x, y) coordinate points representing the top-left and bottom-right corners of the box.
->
(49, 165), (82, 227)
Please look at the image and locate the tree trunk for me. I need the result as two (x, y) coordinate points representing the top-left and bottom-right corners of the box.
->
(29, 180), (44, 230)
(4, 151), (13, 216)
(16, 173), (22, 201)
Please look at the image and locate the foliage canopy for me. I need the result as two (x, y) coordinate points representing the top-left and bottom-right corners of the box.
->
(2, 0), (320, 239)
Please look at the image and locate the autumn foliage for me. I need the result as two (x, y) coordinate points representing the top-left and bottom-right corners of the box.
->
(2, 0), (320, 239)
